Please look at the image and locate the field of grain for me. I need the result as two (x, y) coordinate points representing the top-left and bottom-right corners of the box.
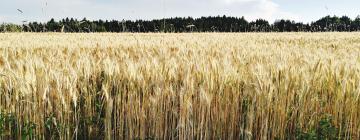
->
(1, 33), (360, 139)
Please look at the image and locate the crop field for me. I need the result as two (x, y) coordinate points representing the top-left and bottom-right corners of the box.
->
(1, 33), (360, 139)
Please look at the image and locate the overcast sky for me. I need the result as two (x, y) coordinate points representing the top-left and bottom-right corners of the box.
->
(0, 0), (359, 24)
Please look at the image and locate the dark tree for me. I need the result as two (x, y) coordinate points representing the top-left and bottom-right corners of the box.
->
(14, 15), (360, 33)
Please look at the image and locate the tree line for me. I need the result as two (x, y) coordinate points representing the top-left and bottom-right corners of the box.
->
(1, 15), (360, 32)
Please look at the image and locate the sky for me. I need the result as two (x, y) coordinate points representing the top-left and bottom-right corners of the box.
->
(0, 0), (359, 24)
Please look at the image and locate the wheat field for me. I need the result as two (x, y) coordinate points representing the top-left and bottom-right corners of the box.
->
(0, 33), (360, 139)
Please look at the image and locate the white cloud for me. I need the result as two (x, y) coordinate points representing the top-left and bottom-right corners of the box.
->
(223, 0), (258, 4)
(245, 0), (279, 21)
(218, 0), (300, 22)
(273, 11), (302, 22)
(0, 0), (300, 23)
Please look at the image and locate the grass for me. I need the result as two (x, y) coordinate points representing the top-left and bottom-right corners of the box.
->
(0, 32), (360, 139)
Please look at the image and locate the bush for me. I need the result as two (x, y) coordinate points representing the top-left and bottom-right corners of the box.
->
(0, 23), (22, 32)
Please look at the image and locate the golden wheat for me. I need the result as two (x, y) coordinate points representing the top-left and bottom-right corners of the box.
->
(0, 32), (360, 139)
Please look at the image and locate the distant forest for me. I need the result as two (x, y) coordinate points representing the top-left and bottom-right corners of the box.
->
(1, 15), (360, 32)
